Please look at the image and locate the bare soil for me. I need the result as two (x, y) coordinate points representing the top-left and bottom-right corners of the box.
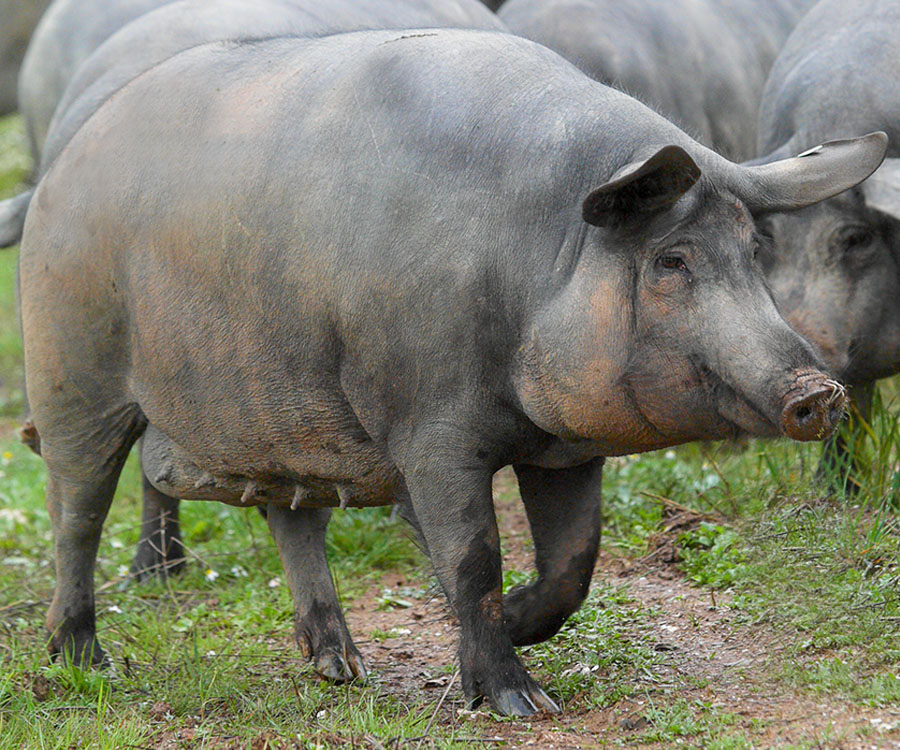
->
(338, 470), (900, 749)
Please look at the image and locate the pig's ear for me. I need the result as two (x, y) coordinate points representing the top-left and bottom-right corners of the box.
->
(582, 145), (700, 227)
(861, 158), (900, 221)
(733, 132), (888, 213)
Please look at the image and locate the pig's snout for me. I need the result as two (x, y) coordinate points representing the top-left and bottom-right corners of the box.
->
(779, 370), (846, 441)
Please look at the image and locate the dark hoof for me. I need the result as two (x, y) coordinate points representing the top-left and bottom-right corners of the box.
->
(313, 645), (367, 682)
(489, 684), (560, 716)
(462, 649), (560, 717)
(469, 679), (560, 716)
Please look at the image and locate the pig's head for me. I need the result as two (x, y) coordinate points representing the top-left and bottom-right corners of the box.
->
(754, 156), (900, 386)
(515, 133), (887, 455)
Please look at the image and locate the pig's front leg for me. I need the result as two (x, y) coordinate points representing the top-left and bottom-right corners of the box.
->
(504, 458), (603, 645)
(401, 439), (559, 716)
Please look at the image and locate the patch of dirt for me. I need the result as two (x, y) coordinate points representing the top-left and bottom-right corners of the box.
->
(338, 469), (900, 749)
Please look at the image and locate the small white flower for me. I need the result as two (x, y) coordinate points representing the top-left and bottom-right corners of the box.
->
(110, 539), (124, 549)
(268, 577), (281, 588)
(205, 569), (219, 582)
(117, 565), (130, 577)
(107, 605), (123, 614)
(230, 565), (248, 578)
(665, 450), (676, 460)
(205, 650), (217, 657)
(0, 508), (26, 523)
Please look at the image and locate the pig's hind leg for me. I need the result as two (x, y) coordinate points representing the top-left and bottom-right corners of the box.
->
(130, 470), (185, 581)
(266, 505), (366, 681)
(37, 404), (147, 667)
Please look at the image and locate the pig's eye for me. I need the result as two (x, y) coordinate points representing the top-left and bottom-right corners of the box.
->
(834, 225), (873, 253)
(657, 254), (689, 273)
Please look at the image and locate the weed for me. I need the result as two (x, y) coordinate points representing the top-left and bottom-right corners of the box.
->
(678, 522), (748, 588)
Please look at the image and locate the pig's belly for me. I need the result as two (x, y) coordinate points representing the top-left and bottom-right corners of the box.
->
(140, 423), (403, 508)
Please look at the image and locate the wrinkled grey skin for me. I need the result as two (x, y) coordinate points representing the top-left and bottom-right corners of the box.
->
(19, 28), (878, 714)
(756, 0), (900, 490)
(499, 0), (814, 161)
(0, 0), (50, 115)
(18, 0), (180, 158)
(7, 0), (503, 578)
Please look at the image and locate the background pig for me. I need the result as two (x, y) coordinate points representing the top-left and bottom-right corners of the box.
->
(498, 0), (814, 161)
(17, 0), (180, 157)
(19, 0), (503, 165)
(18, 26), (879, 714)
(0, 0), (51, 115)
(755, 0), (900, 490)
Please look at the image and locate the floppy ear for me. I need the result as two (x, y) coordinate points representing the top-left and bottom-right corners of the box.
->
(582, 145), (700, 227)
(741, 140), (793, 167)
(861, 158), (900, 221)
(728, 132), (887, 213)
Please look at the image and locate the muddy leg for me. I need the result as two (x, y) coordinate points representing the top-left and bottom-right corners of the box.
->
(818, 382), (873, 496)
(402, 444), (559, 716)
(266, 505), (365, 681)
(44, 420), (141, 666)
(131, 472), (185, 581)
(504, 458), (603, 646)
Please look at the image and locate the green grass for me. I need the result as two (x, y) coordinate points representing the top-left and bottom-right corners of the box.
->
(632, 699), (747, 747)
(520, 582), (662, 710)
(0, 116), (25, 418)
(2, 110), (899, 748)
(602, 431), (900, 709)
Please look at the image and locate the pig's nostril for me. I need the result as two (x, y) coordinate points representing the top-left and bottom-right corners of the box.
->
(794, 404), (813, 423)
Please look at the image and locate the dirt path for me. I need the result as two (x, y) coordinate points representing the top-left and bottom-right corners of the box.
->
(342, 471), (900, 749)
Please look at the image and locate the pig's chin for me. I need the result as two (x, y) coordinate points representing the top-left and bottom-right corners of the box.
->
(715, 394), (781, 438)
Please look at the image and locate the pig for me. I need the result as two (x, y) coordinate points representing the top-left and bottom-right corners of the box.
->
(755, 0), (900, 490)
(17, 0), (180, 158)
(18, 26), (880, 713)
(0, 0), (51, 115)
(498, 0), (815, 161)
(3, 0), (504, 578)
